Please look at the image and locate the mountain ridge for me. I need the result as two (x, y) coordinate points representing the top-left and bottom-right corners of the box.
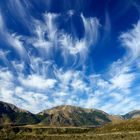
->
(0, 101), (140, 126)
(38, 105), (111, 126)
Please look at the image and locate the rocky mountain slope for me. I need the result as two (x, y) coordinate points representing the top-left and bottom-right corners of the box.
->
(38, 105), (111, 126)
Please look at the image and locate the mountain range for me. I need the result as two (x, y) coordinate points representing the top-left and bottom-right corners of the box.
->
(0, 101), (139, 127)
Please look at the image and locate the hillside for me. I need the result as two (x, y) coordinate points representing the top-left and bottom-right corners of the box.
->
(38, 105), (111, 126)
(0, 101), (40, 125)
(123, 110), (140, 119)
(93, 117), (140, 133)
(108, 115), (124, 124)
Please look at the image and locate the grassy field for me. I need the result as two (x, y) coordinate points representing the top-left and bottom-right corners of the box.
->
(1, 119), (140, 140)
(2, 133), (140, 140)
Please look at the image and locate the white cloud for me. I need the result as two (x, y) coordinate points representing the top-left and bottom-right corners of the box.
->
(44, 13), (58, 41)
(15, 90), (49, 113)
(71, 78), (87, 91)
(79, 95), (99, 109)
(27, 12), (100, 67)
(12, 61), (25, 74)
(7, 33), (28, 59)
(19, 74), (57, 90)
(0, 88), (14, 104)
(120, 20), (140, 60)
(30, 13), (58, 59)
(0, 69), (15, 104)
(67, 10), (75, 17)
(0, 12), (4, 31)
(110, 73), (135, 90)
(59, 34), (86, 55)
(0, 69), (52, 113)
(0, 13), (28, 60)
(100, 98), (138, 115)
(81, 14), (99, 45)
(0, 70), (13, 82)
(7, 0), (32, 29)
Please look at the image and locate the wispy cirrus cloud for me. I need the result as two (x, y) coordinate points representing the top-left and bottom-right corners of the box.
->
(120, 21), (140, 60)
(7, 0), (33, 30)
(27, 12), (100, 68)
(0, 12), (28, 60)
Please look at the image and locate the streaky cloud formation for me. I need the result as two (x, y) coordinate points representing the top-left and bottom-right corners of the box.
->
(0, 0), (140, 114)
(121, 21), (140, 60)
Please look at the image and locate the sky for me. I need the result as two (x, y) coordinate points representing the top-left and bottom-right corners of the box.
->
(0, 0), (140, 114)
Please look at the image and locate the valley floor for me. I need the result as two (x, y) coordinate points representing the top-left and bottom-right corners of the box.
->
(9, 132), (140, 140)
(1, 125), (140, 140)
(1, 132), (140, 140)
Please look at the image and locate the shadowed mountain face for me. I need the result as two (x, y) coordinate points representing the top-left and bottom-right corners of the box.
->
(0, 101), (40, 125)
(38, 105), (111, 126)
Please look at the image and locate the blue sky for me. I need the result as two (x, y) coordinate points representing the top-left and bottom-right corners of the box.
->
(0, 0), (140, 114)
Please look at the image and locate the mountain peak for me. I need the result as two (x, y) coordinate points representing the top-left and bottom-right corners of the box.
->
(0, 101), (28, 113)
(38, 105), (111, 126)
